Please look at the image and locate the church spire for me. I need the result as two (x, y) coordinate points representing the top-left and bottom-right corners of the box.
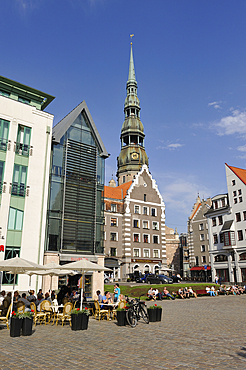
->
(128, 42), (136, 82)
(117, 39), (149, 186)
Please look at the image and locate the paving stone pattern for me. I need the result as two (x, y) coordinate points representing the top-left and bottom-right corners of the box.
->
(0, 295), (246, 369)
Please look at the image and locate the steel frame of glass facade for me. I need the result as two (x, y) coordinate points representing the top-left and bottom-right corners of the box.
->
(46, 107), (107, 256)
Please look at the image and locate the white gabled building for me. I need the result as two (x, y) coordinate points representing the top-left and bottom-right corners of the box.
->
(205, 163), (246, 283)
(0, 75), (54, 292)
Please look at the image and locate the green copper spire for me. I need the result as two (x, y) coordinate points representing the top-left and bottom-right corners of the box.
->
(117, 40), (149, 186)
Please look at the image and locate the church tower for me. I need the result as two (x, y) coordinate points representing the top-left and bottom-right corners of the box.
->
(117, 41), (149, 185)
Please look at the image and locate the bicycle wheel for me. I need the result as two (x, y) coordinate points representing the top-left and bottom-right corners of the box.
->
(126, 308), (137, 327)
(139, 304), (149, 324)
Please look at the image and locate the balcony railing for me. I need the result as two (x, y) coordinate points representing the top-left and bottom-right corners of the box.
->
(11, 183), (26, 197)
(15, 142), (30, 157)
(0, 138), (8, 152)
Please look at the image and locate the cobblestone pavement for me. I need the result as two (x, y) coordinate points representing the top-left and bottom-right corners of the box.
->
(0, 295), (246, 369)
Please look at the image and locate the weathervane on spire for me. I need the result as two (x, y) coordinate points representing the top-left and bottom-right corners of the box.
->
(130, 34), (134, 45)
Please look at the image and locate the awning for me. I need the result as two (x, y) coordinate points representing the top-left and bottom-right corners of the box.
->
(190, 266), (211, 271)
(221, 220), (233, 232)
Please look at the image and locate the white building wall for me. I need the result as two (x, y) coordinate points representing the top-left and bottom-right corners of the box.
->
(0, 95), (53, 292)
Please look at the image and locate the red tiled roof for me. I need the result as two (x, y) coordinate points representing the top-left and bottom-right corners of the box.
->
(226, 163), (246, 185)
(104, 181), (132, 200)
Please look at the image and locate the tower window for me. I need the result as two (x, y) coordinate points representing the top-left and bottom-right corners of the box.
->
(123, 176), (125, 183)
(144, 194), (146, 202)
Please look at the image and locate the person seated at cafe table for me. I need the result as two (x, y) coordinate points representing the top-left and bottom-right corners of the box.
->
(95, 290), (103, 303)
(27, 290), (36, 302)
(0, 292), (11, 316)
(18, 293), (31, 310)
(70, 290), (79, 303)
(0, 290), (6, 306)
(36, 294), (45, 311)
(44, 292), (53, 303)
(101, 291), (114, 308)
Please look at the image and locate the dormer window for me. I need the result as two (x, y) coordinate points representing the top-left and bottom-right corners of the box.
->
(214, 201), (218, 209)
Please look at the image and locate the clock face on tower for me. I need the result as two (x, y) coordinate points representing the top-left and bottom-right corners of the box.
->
(131, 152), (139, 160)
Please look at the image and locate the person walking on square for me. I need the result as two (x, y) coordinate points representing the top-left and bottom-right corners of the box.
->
(114, 283), (120, 303)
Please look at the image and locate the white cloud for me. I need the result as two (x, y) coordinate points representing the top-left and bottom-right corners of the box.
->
(208, 101), (222, 109)
(156, 142), (184, 150)
(237, 144), (246, 152)
(211, 109), (246, 136)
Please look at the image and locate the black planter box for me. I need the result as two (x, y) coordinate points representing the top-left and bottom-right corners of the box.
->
(116, 310), (127, 326)
(81, 313), (89, 330)
(147, 308), (157, 322)
(22, 317), (33, 336)
(156, 308), (162, 322)
(71, 314), (82, 331)
(10, 317), (22, 337)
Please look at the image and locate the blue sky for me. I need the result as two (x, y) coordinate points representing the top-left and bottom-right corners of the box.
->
(2, 0), (246, 233)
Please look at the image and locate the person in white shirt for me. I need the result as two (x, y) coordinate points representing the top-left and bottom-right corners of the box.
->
(0, 290), (6, 305)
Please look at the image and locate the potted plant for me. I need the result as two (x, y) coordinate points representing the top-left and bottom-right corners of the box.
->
(81, 307), (90, 330)
(156, 305), (162, 322)
(71, 308), (83, 331)
(21, 310), (34, 336)
(147, 305), (157, 322)
(116, 306), (128, 326)
(10, 311), (22, 337)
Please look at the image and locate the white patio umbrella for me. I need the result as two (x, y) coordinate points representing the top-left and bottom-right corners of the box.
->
(0, 256), (44, 315)
(60, 259), (111, 310)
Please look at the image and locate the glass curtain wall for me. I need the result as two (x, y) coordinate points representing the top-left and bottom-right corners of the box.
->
(46, 111), (105, 255)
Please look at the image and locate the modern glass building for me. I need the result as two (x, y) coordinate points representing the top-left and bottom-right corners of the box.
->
(45, 101), (108, 266)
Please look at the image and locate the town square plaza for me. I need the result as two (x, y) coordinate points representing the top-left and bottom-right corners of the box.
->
(0, 295), (245, 369)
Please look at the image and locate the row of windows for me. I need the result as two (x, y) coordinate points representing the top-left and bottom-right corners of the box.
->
(133, 219), (159, 230)
(195, 255), (209, 265)
(213, 198), (226, 209)
(212, 216), (223, 227)
(200, 234), (208, 241)
(0, 119), (32, 156)
(108, 247), (160, 258)
(105, 216), (160, 230)
(108, 232), (159, 244)
(0, 162), (28, 197)
(134, 205), (157, 216)
(235, 211), (246, 222)
(133, 248), (160, 258)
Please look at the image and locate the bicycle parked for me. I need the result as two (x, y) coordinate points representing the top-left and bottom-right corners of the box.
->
(125, 294), (149, 327)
